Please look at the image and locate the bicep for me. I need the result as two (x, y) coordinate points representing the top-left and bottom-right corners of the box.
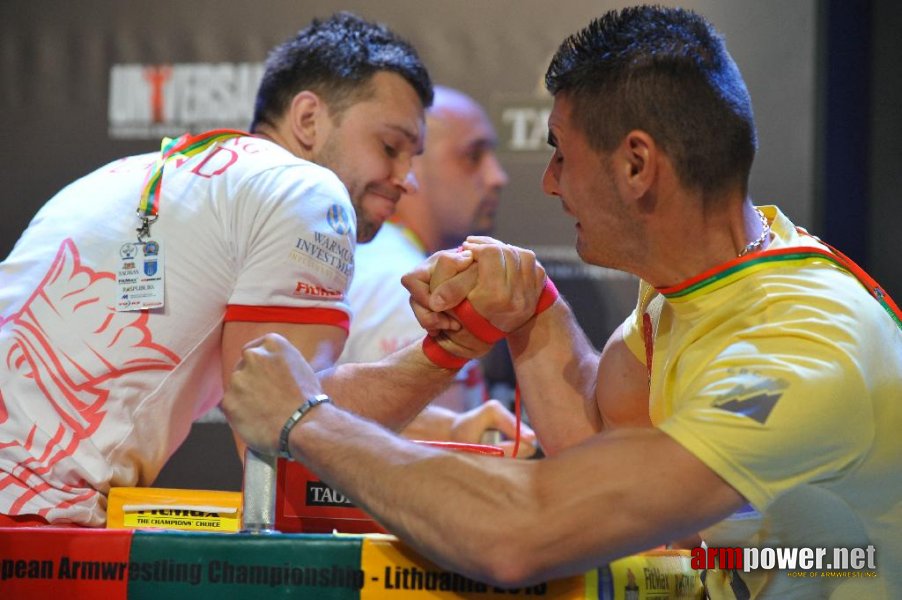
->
(595, 324), (652, 429)
(660, 335), (873, 509)
(222, 321), (347, 382)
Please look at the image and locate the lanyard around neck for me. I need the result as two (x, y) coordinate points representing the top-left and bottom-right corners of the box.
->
(793, 230), (902, 330)
(136, 128), (248, 241)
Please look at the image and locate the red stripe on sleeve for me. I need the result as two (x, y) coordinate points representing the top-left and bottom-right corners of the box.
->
(225, 305), (350, 332)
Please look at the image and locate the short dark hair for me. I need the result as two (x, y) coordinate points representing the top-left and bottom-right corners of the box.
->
(545, 5), (757, 196)
(252, 12), (433, 130)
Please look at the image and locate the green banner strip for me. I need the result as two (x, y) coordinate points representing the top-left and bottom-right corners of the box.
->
(127, 530), (363, 599)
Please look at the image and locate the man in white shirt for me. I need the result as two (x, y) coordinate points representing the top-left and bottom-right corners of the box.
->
(0, 12), (477, 526)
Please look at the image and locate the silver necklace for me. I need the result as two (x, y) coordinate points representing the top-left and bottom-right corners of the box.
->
(738, 208), (771, 257)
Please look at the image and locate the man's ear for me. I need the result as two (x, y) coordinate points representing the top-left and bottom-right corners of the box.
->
(287, 90), (326, 151)
(616, 129), (657, 199)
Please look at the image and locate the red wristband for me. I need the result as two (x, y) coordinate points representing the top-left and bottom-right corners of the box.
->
(534, 276), (559, 315)
(448, 276), (559, 343)
(451, 300), (506, 344)
(421, 335), (469, 370)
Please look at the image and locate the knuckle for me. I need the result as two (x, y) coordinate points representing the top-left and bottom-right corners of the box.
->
(536, 262), (546, 279)
(477, 244), (501, 260)
(508, 294), (529, 315)
(437, 249), (457, 263)
(484, 398), (504, 411)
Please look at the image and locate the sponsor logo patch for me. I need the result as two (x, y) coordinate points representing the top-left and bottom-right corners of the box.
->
(293, 281), (343, 299)
(326, 203), (352, 235)
(712, 374), (789, 424)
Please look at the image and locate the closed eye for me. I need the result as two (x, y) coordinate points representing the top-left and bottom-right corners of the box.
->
(465, 148), (484, 165)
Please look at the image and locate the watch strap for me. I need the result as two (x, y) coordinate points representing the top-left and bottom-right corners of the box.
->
(278, 393), (331, 460)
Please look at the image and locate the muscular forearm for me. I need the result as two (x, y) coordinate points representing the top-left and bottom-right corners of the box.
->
(319, 342), (457, 431)
(288, 402), (542, 586)
(399, 405), (455, 440)
(507, 298), (602, 454)
(223, 334), (739, 589)
(288, 405), (740, 588)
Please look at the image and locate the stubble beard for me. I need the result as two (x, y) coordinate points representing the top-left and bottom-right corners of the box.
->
(354, 206), (380, 243)
(314, 137), (379, 244)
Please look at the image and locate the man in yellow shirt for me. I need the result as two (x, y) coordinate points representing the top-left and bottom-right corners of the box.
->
(223, 5), (901, 598)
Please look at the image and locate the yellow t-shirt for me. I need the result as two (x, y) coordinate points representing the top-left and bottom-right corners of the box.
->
(623, 206), (902, 599)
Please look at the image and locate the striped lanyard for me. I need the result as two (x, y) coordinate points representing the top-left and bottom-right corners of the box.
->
(793, 229), (902, 329)
(136, 128), (248, 242)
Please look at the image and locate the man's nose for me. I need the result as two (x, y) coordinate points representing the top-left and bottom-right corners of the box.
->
(541, 160), (560, 197)
(401, 170), (419, 195)
(485, 153), (509, 189)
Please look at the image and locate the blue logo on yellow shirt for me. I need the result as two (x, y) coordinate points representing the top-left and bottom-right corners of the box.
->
(713, 377), (788, 424)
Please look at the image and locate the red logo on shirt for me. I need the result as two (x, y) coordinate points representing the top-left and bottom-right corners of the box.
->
(293, 281), (343, 299)
(0, 239), (180, 517)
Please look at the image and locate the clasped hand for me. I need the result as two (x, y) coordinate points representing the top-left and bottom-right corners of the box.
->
(401, 236), (548, 356)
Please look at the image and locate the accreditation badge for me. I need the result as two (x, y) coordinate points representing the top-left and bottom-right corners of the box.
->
(116, 239), (165, 311)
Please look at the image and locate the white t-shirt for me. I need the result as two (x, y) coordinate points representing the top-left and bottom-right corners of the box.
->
(339, 222), (426, 363)
(0, 134), (356, 525)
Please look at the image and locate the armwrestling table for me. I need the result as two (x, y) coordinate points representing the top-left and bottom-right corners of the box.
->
(0, 450), (702, 599)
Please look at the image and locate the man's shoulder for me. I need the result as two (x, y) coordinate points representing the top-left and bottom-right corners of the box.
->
(199, 137), (348, 207)
(222, 137), (337, 180)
